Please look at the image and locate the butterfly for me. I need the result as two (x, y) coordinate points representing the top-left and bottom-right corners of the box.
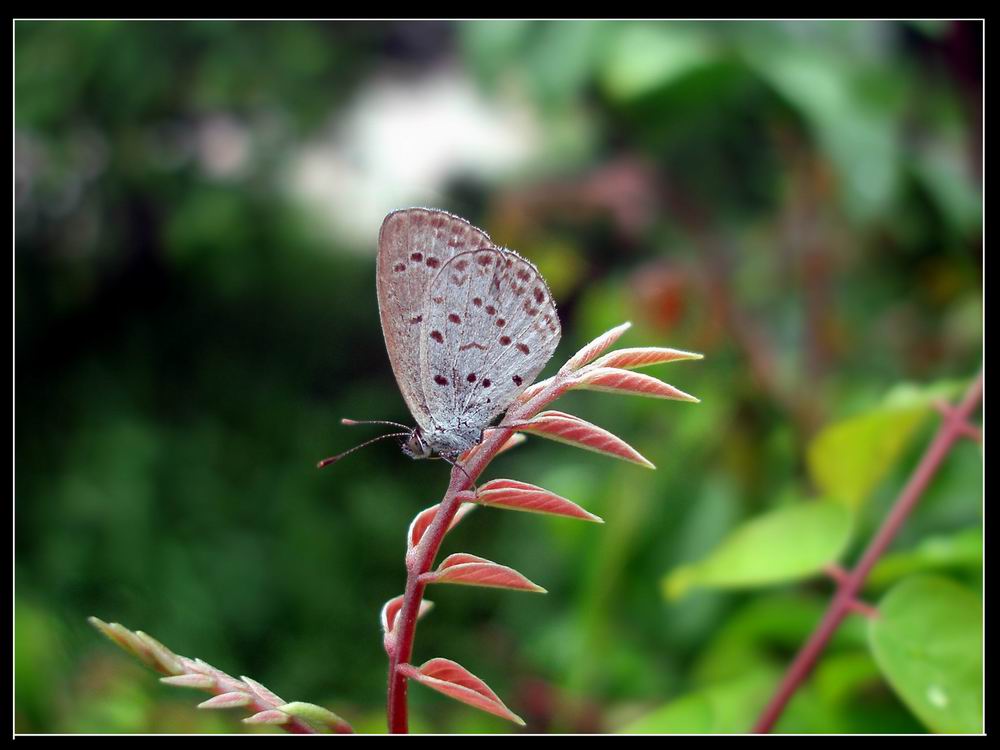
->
(320, 208), (561, 468)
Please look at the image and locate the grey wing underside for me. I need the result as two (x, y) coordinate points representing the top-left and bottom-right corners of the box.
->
(419, 246), (561, 444)
(375, 208), (494, 434)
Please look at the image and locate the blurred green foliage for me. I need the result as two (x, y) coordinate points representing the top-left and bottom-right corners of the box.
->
(16, 20), (981, 733)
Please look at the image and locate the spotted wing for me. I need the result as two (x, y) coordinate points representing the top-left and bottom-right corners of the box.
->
(376, 208), (494, 432)
(419, 246), (561, 435)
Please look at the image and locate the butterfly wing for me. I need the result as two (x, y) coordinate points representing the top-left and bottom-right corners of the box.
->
(376, 208), (494, 432)
(419, 245), (561, 448)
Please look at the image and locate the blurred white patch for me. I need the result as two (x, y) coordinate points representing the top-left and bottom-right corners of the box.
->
(286, 69), (541, 250)
(197, 115), (252, 179)
(926, 685), (949, 709)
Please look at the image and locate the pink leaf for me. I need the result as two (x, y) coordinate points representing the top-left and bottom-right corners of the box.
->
(241, 675), (284, 706)
(380, 595), (435, 637)
(398, 658), (525, 726)
(422, 553), (546, 593)
(592, 346), (703, 370)
(515, 374), (555, 405)
(514, 410), (655, 469)
(244, 709), (291, 726)
(496, 432), (527, 455)
(198, 692), (252, 710)
(190, 659), (247, 695)
(408, 501), (477, 550)
(459, 431), (527, 464)
(160, 673), (216, 690)
(563, 321), (632, 371)
(572, 367), (699, 402)
(475, 479), (603, 523)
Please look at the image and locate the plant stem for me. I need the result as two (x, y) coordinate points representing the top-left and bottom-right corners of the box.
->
(386, 375), (571, 733)
(752, 371), (983, 733)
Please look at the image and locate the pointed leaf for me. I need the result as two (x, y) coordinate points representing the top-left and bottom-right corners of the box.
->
(241, 675), (284, 706)
(198, 692), (253, 710)
(398, 658), (525, 726)
(515, 410), (654, 468)
(869, 576), (982, 733)
(572, 367), (699, 402)
(160, 673), (216, 690)
(475, 478), (603, 523)
(191, 659), (247, 695)
(496, 432), (527, 455)
(381, 595), (435, 636)
(244, 709), (291, 726)
(408, 501), (477, 550)
(88, 617), (183, 675)
(663, 501), (853, 600)
(459, 431), (527, 465)
(280, 702), (354, 734)
(592, 346), (704, 370)
(563, 321), (632, 371)
(808, 381), (963, 510)
(423, 553), (546, 593)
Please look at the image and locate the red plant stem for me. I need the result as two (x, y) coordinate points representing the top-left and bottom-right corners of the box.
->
(385, 374), (573, 734)
(753, 371), (983, 733)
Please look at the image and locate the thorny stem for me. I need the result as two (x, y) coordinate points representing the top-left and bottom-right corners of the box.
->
(386, 370), (575, 734)
(752, 371), (983, 734)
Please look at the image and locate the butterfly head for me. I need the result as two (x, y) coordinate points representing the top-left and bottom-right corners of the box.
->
(401, 427), (433, 460)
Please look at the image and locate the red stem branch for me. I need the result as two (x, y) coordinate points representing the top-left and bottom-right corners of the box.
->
(385, 373), (574, 733)
(753, 371), (983, 733)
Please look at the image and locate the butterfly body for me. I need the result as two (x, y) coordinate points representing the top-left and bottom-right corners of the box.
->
(376, 208), (561, 460)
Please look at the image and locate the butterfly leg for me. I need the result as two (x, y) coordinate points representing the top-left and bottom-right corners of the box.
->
(439, 453), (479, 499)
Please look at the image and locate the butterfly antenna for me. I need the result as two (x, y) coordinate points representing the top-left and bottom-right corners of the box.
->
(341, 418), (412, 430)
(317, 432), (409, 469)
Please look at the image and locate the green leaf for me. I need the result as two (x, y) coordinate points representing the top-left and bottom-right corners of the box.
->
(620, 669), (777, 733)
(868, 575), (982, 733)
(807, 381), (961, 511)
(866, 527), (982, 590)
(663, 501), (852, 600)
(599, 23), (712, 101)
(748, 47), (902, 221)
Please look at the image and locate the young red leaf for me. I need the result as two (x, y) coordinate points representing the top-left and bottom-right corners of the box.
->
(563, 321), (632, 371)
(514, 410), (655, 469)
(572, 367), (699, 402)
(244, 709), (291, 726)
(516, 374), (555, 405)
(475, 478), (603, 523)
(592, 346), (703, 370)
(422, 553), (546, 593)
(161, 673), (216, 690)
(381, 595), (435, 637)
(459, 431), (527, 465)
(495, 432), (527, 455)
(398, 658), (525, 726)
(408, 501), (477, 551)
(241, 675), (284, 707)
(198, 692), (252, 710)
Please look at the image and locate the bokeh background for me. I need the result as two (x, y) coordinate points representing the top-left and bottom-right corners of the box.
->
(15, 20), (982, 734)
